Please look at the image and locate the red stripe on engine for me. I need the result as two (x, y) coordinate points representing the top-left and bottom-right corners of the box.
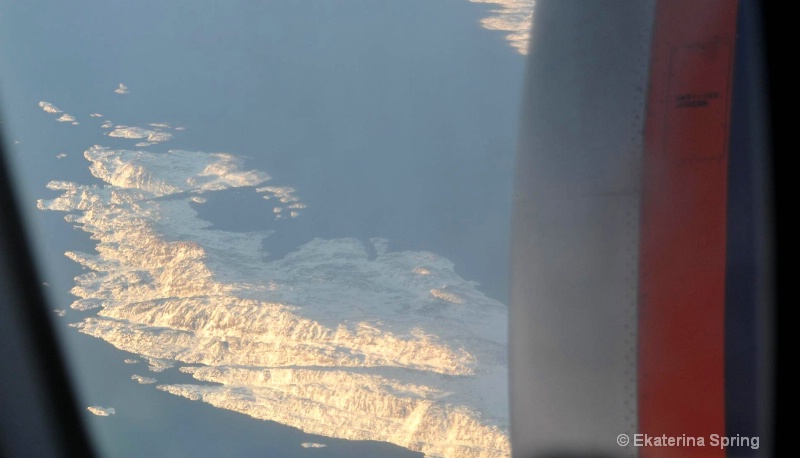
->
(639, 1), (738, 456)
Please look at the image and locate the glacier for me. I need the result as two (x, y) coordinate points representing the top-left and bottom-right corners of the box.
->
(39, 145), (511, 458)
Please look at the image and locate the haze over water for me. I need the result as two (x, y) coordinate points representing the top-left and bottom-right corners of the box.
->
(0, 0), (530, 456)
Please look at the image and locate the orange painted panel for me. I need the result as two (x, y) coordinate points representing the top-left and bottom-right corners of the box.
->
(639, 1), (738, 457)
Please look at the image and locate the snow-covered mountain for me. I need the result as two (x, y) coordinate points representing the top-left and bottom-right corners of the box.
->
(471, 0), (535, 54)
(39, 145), (510, 458)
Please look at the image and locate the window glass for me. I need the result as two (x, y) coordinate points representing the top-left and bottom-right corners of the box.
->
(0, 1), (528, 456)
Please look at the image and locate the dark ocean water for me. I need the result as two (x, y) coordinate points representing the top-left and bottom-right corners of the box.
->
(0, 0), (524, 456)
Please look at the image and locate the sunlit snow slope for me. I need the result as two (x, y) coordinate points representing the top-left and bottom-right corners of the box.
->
(471, 0), (535, 54)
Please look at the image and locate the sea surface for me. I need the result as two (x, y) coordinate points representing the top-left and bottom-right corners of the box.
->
(0, 0), (526, 456)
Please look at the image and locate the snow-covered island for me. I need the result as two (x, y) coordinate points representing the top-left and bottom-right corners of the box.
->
(87, 406), (115, 416)
(301, 442), (327, 448)
(39, 145), (510, 458)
